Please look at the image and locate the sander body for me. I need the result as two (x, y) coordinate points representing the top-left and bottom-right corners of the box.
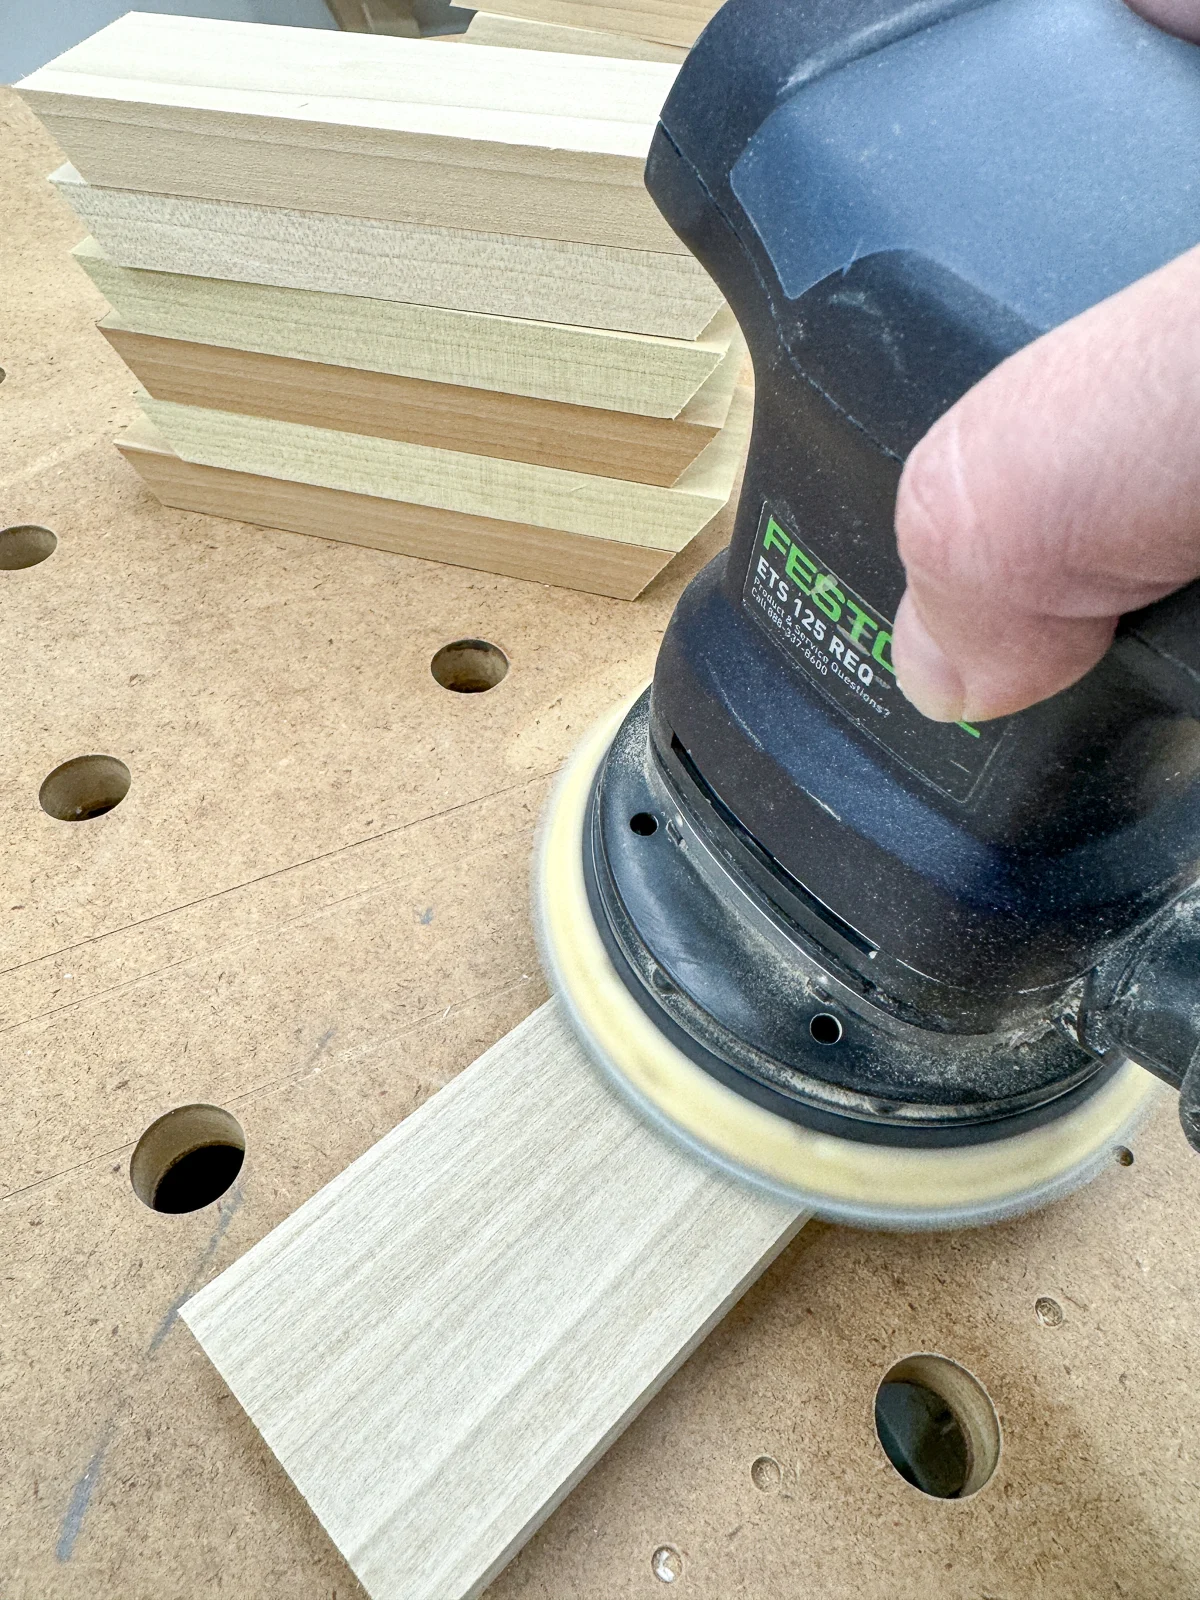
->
(537, 0), (1200, 1225)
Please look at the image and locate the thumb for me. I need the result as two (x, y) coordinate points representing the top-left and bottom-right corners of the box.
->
(891, 243), (1200, 724)
(1123, 0), (1200, 42)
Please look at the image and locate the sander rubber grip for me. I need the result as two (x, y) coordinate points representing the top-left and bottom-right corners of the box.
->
(1114, 580), (1200, 721)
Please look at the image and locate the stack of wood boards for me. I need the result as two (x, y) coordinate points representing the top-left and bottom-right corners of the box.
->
(327, 0), (428, 34)
(445, 8), (688, 61)
(330, 0), (688, 63)
(326, 0), (693, 59)
(17, 12), (750, 600)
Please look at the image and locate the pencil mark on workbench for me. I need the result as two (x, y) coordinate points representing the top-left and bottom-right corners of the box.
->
(1, 973), (540, 1206)
(0, 1141), (135, 1206)
(55, 1424), (114, 1562)
(56, 1188), (243, 1560)
(149, 1187), (244, 1353)
(1, 769), (557, 985)
(226, 971), (540, 1108)
(0, 802), (545, 1039)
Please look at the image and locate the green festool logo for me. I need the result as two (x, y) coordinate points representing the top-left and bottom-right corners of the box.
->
(761, 516), (980, 738)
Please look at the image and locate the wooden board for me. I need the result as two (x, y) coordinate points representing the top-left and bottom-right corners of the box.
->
(11, 80), (1200, 1600)
(468, 0), (719, 48)
(449, 8), (687, 60)
(115, 416), (678, 599)
(137, 384), (751, 550)
(75, 239), (734, 418)
(50, 165), (723, 341)
(100, 322), (744, 487)
(16, 13), (685, 253)
(327, 0), (421, 33)
(182, 1001), (806, 1600)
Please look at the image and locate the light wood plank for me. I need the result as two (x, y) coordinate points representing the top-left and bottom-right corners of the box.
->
(181, 1001), (806, 1600)
(449, 8), (687, 60)
(139, 383), (752, 550)
(75, 239), (733, 419)
(101, 321), (746, 486)
(50, 164), (722, 340)
(17, 14), (684, 252)
(116, 415), (675, 597)
(467, 0), (719, 48)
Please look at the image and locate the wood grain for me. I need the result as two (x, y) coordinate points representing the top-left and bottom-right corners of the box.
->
(181, 1001), (806, 1600)
(116, 416), (677, 598)
(466, 0), (719, 47)
(450, 8), (687, 60)
(17, 14), (684, 252)
(138, 383), (752, 550)
(50, 164), (724, 340)
(76, 240), (734, 418)
(101, 321), (746, 486)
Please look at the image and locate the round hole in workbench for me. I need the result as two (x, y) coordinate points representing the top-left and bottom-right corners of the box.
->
(874, 1354), (1000, 1499)
(39, 754), (130, 821)
(1035, 1295), (1064, 1327)
(651, 1546), (683, 1583)
(130, 1105), (246, 1214)
(430, 638), (508, 693)
(1115, 1145), (1134, 1167)
(809, 1011), (843, 1045)
(0, 524), (57, 570)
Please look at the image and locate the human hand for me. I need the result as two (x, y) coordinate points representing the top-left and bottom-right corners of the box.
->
(890, 0), (1200, 725)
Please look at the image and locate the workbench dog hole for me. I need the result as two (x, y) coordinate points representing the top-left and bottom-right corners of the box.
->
(809, 1011), (843, 1045)
(39, 755), (130, 821)
(651, 1546), (683, 1583)
(1035, 1296), (1064, 1327)
(874, 1354), (1000, 1499)
(0, 524), (57, 569)
(430, 638), (508, 693)
(130, 1105), (246, 1213)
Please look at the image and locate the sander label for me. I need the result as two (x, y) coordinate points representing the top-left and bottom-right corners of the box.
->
(743, 506), (1005, 801)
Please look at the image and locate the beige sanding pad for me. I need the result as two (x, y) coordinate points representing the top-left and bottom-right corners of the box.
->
(535, 700), (1160, 1228)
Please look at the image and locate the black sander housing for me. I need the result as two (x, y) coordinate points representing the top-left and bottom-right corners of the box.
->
(538, 0), (1200, 1224)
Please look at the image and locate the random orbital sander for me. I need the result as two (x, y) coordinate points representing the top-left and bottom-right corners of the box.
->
(536, 0), (1200, 1227)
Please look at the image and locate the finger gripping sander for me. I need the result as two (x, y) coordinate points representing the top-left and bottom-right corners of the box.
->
(536, 0), (1200, 1226)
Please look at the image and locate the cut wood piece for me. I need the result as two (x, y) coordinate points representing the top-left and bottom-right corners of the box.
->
(102, 322), (746, 487)
(75, 240), (733, 419)
(17, 14), (684, 253)
(469, 0), (718, 47)
(117, 417), (674, 598)
(181, 1001), (806, 1600)
(50, 165), (722, 340)
(327, 0), (421, 32)
(448, 8), (687, 59)
(139, 383), (752, 551)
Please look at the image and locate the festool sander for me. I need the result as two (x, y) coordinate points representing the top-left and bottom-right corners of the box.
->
(537, 0), (1200, 1227)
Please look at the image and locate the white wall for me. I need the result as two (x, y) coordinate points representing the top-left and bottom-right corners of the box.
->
(1, 0), (338, 83)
